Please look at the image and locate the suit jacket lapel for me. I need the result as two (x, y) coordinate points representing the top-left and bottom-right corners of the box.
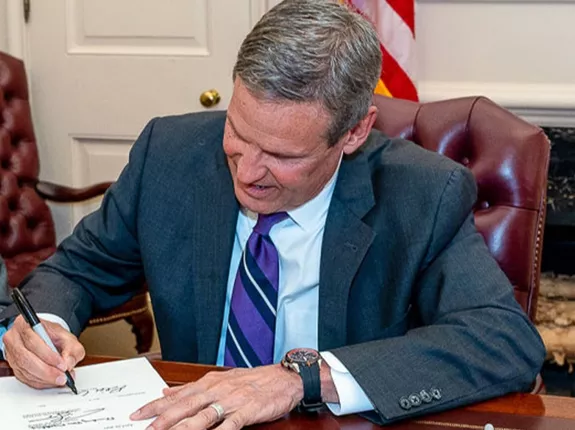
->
(192, 146), (239, 364)
(318, 151), (375, 350)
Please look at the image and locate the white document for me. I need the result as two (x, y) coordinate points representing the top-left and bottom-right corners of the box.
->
(0, 357), (169, 430)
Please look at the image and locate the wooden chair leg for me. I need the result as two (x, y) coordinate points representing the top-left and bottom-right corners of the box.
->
(126, 308), (155, 354)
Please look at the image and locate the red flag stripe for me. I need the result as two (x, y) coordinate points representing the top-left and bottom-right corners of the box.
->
(381, 44), (418, 101)
(385, 0), (415, 34)
(345, 0), (418, 101)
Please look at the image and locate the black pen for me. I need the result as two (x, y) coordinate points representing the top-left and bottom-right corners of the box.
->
(11, 288), (78, 394)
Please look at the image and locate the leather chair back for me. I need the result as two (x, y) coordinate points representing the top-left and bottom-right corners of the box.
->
(372, 95), (550, 321)
(0, 52), (57, 285)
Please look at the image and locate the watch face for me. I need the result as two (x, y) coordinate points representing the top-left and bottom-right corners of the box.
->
(287, 348), (319, 364)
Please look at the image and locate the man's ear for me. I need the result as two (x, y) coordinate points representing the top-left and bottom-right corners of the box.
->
(341, 105), (378, 155)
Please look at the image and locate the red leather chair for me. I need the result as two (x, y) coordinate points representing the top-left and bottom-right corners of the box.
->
(372, 95), (550, 323)
(0, 51), (154, 353)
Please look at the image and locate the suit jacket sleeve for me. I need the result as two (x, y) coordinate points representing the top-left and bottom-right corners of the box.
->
(329, 166), (546, 423)
(0, 119), (158, 335)
(0, 256), (10, 312)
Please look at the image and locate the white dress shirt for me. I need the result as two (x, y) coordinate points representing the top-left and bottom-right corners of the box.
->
(215, 168), (373, 415)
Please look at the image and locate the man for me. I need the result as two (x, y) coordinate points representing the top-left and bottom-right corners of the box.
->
(0, 0), (544, 428)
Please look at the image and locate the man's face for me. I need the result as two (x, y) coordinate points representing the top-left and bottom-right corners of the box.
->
(224, 79), (347, 214)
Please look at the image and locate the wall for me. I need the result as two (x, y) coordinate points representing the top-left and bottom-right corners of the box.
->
(416, 0), (575, 126)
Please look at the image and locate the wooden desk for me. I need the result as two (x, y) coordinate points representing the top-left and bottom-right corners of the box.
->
(2, 356), (575, 429)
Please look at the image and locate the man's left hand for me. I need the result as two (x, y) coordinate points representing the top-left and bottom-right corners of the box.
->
(130, 364), (304, 429)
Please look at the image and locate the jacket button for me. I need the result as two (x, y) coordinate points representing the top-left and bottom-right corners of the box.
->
(430, 387), (442, 400)
(399, 396), (412, 410)
(408, 393), (422, 407)
(420, 390), (432, 403)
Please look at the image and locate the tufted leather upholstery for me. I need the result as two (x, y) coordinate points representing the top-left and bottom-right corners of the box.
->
(372, 95), (550, 322)
(0, 53), (57, 282)
(0, 51), (154, 353)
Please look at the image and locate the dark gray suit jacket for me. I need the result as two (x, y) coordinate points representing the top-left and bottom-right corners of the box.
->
(0, 111), (545, 423)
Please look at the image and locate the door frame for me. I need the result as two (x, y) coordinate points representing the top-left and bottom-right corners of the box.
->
(5, 0), (28, 61)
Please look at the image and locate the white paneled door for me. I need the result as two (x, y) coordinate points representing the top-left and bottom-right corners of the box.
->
(19, 0), (272, 240)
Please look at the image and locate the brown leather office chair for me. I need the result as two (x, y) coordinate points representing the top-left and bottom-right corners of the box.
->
(372, 94), (550, 323)
(0, 51), (154, 353)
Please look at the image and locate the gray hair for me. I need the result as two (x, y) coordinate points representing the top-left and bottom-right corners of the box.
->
(233, 0), (382, 146)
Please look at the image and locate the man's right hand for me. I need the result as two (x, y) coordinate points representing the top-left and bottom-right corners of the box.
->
(3, 315), (85, 389)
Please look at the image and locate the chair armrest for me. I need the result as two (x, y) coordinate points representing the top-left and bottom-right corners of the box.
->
(35, 180), (113, 202)
(88, 289), (149, 326)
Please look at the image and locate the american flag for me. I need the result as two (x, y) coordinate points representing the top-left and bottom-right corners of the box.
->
(344, 0), (418, 101)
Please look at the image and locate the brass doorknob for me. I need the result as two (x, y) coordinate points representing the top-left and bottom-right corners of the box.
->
(200, 89), (221, 108)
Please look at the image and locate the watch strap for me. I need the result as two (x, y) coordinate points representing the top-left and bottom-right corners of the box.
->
(298, 362), (322, 412)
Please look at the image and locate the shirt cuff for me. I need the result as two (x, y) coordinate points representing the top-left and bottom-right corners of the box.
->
(37, 313), (71, 332)
(0, 324), (7, 359)
(0, 313), (70, 358)
(320, 351), (375, 415)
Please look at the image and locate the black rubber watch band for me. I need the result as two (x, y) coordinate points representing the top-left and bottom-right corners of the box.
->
(298, 362), (322, 412)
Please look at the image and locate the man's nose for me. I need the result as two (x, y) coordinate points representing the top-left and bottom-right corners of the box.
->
(235, 151), (266, 184)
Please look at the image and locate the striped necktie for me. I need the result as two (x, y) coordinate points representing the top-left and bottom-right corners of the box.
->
(224, 212), (288, 367)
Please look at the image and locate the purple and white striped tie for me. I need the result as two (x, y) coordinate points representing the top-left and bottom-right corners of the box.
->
(224, 212), (288, 367)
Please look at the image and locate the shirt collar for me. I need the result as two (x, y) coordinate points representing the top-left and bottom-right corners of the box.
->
(287, 165), (339, 232)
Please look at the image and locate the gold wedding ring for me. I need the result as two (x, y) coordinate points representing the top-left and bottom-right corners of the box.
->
(209, 402), (225, 421)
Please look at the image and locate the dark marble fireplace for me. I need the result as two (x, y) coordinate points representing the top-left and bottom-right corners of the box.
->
(541, 127), (575, 276)
(536, 127), (575, 397)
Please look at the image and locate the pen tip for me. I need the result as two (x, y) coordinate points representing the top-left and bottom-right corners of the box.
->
(65, 370), (78, 394)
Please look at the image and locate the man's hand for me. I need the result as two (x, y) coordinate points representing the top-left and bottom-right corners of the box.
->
(3, 315), (85, 389)
(131, 364), (304, 430)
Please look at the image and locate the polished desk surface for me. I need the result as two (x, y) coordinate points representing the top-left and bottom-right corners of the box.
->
(2, 356), (575, 429)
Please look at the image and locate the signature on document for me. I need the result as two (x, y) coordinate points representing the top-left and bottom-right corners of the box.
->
(54, 384), (128, 398)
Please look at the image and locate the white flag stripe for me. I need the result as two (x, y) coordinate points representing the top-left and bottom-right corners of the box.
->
(376, 0), (417, 81)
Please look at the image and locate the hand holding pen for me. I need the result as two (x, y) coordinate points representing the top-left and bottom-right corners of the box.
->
(8, 288), (79, 394)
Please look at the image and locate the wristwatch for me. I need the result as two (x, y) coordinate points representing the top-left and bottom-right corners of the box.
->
(281, 348), (323, 412)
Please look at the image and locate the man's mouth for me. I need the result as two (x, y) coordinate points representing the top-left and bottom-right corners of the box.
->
(243, 183), (274, 198)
